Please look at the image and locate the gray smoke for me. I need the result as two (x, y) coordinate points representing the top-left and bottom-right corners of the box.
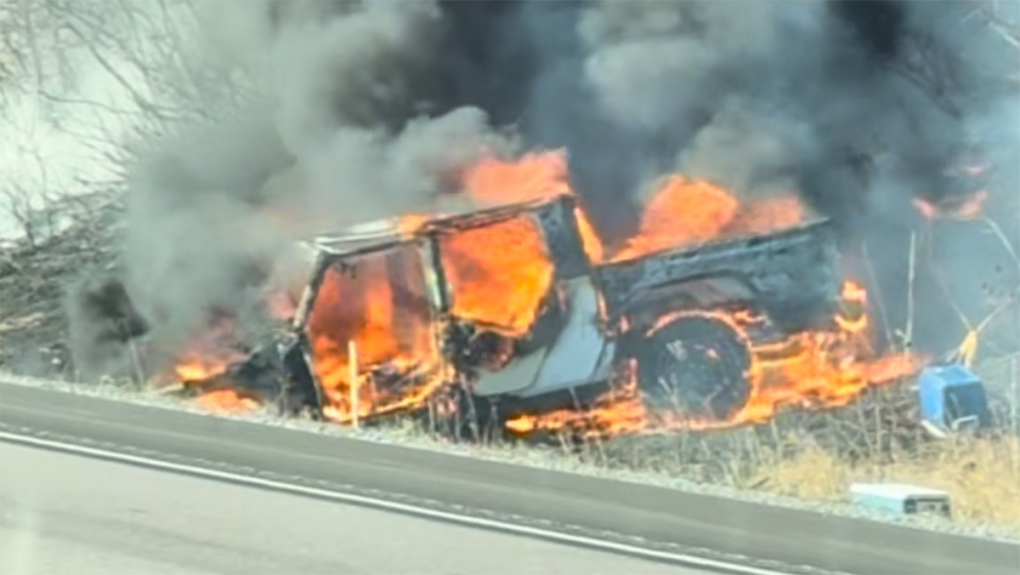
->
(268, 0), (445, 153)
(71, 0), (514, 378)
(516, 0), (1019, 352)
(68, 0), (1019, 378)
(569, 0), (1017, 215)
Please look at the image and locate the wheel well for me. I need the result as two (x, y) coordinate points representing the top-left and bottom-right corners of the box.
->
(632, 312), (754, 421)
(617, 275), (755, 335)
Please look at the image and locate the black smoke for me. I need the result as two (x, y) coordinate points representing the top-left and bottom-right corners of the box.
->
(833, 0), (906, 61)
(433, 0), (1018, 354)
(67, 275), (150, 380)
(416, 1), (1017, 252)
(67, 0), (1019, 379)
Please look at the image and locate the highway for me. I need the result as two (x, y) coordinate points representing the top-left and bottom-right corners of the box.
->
(0, 441), (693, 575)
(1, 381), (1018, 575)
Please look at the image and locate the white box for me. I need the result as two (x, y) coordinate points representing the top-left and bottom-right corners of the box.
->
(850, 483), (951, 517)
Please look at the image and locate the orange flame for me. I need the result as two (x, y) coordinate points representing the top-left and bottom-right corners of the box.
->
(464, 151), (573, 205)
(727, 195), (807, 236)
(165, 312), (259, 414)
(169, 313), (246, 384)
(611, 176), (806, 262)
(441, 216), (555, 337)
(304, 245), (444, 424)
(172, 149), (920, 435)
(505, 281), (924, 437)
(173, 355), (238, 383)
(612, 176), (739, 261)
(196, 388), (260, 413)
(463, 150), (605, 261)
(460, 152), (805, 266)
(461, 149), (918, 436)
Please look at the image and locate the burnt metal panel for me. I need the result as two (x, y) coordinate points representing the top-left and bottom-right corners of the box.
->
(594, 219), (841, 332)
(291, 249), (330, 332)
(280, 333), (322, 414)
(420, 235), (451, 315)
(531, 196), (590, 280)
(423, 198), (553, 232)
(291, 238), (443, 414)
(514, 277), (616, 397)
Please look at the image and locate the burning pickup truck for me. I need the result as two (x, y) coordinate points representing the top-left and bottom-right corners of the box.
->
(178, 153), (918, 438)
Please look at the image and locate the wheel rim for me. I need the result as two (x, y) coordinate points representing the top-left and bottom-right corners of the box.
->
(639, 314), (752, 421)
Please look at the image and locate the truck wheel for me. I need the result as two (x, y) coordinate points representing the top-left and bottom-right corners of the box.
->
(636, 314), (753, 422)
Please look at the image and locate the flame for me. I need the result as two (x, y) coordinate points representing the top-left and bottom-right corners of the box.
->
(161, 313), (265, 414)
(611, 176), (806, 262)
(171, 148), (921, 435)
(441, 216), (555, 337)
(196, 389), (260, 413)
(304, 246), (444, 424)
(174, 355), (237, 383)
(460, 152), (805, 266)
(613, 176), (739, 261)
(464, 151), (573, 205)
(953, 329), (980, 368)
(163, 252), (323, 416)
(301, 152), (583, 424)
(300, 196), (566, 422)
(505, 281), (925, 437)
(463, 150), (605, 261)
(727, 195), (807, 236)
(168, 313), (246, 384)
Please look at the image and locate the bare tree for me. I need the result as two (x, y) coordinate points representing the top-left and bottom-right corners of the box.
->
(0, 0), (262, 251)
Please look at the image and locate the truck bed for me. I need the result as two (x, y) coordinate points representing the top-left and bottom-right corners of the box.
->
(593, 218), (841, 333)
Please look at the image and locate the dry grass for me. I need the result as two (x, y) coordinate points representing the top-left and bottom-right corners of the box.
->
(754, 436), (1020, 528)
(576, 377), (1020, 533)
(382, 386), (1020, 532)
(754, 446), (848, 501)
(632, 430), (1020, 531)
(866, 436), (1020, 526)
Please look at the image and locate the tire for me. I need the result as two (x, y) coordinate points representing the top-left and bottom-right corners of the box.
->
(636, 314), (753, 421)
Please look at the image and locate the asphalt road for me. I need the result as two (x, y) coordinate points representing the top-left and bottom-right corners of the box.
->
(0, 441), (698, 575)
(1, 381), (1018, 575)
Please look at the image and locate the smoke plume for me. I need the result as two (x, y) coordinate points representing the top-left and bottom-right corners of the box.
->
(68, 0), (1019, 378)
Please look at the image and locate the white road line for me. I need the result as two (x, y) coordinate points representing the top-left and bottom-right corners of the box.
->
(0, 430), (790, 575)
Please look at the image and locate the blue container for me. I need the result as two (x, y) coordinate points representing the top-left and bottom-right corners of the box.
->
(918, 364), (992, 434)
